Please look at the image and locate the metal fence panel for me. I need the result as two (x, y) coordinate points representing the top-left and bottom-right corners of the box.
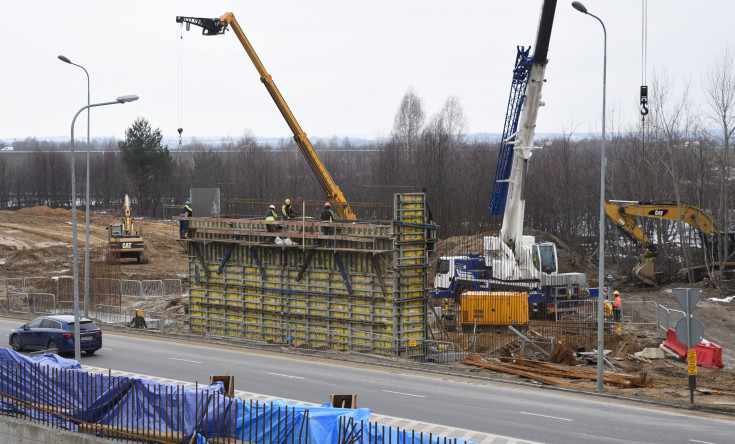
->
(142, 280), (164, 299)
(30, 293), (56, 315)
(163, 279), (182, 298)
(623, 300), (658, 325)
(8, 292), (29, 314)
(121, 279), (143, 298)
(657, 305), (686, 337)
(0, 278), (23, 315)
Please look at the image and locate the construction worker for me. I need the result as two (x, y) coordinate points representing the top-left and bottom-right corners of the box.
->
(130, 310), (147, 329)
(613, 290), (622, 322)
(180, 200), (193, 239)
(265, 204), (280, 235)
(320, 202), (335, 236)
(282, 198), (298, 220)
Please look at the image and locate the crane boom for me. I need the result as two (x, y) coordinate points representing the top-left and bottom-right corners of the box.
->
(176, 13), (356, 220)
(497, 0), (556, 251)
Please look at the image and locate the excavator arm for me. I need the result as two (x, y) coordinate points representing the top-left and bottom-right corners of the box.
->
(122, 194), (134, 235)
(604, 200), (720, 285)
(176, 13), (356, 220)
(605, 200), (718, 238)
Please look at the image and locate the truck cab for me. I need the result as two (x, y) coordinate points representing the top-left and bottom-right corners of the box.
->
(433, 254), (490, 300)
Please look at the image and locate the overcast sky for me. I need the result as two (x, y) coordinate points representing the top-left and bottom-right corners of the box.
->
(1, 0), (732, 144)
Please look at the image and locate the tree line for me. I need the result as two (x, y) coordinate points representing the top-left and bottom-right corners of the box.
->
(0, 48), (732, 284)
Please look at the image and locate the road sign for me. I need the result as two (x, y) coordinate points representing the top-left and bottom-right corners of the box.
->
(673, 288), (701, 316)
(675, 317), (704, 347)
(688, 350), (697, 376)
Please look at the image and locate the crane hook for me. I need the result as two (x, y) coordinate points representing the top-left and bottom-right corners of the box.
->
(640, 85), (649, 116)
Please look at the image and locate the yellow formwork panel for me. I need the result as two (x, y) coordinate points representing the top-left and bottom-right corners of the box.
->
(188, 194), (429, 357)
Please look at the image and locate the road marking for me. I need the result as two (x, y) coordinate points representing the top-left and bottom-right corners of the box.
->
(169, 357), (202, 364)
(519, 411), (572, 422)
(689, 440), (716, 444)
(267, 372), (305, 380)
(101, 347), (113, 351)
(381, 389), (426, 398)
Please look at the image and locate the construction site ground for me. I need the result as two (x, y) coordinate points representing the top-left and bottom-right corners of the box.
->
(1, 207), (735, 412)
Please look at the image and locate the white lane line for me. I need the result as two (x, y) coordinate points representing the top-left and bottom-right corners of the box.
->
(689, 440), (717, 444)
(169, 357), (202, 364)
(101, 347), (113, 351)
(519, 411), (572, 422)
(381, 389), (426, 398)
(267, 372), (305, 380)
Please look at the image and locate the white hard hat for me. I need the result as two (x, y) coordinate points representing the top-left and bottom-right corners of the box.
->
(269, 205), (275, 209)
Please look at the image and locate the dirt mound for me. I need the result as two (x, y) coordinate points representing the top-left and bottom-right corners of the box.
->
(16, 206), (82, 218)
(0, 209), (186, 281)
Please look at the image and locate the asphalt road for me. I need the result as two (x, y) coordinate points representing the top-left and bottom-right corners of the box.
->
(3, 318), (733, 443)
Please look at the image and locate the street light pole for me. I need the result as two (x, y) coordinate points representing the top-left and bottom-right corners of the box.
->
(58, 55), (91, 318)
(572, 1), (607, 392)
(69, 95), (139, 361)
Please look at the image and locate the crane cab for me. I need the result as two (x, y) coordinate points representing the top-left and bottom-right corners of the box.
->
(531, 242), (558, 274)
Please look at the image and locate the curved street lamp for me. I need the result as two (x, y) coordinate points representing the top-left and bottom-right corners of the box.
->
(58, 55), (92, 319)
(69, 95), (139, 361)
(572, 0), (607, 392)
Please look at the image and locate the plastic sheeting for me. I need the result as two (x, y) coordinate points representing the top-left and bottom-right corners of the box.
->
(0, 348), (476, 443)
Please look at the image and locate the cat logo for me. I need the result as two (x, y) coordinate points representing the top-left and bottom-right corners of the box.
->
(648, 209), (668, 217)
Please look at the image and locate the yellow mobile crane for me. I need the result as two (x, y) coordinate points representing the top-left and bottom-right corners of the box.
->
(604, 200), (735, 285)
(176, 12), (356, 220)
(108, 194), (146, 263)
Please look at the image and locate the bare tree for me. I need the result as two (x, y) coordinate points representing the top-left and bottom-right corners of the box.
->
(650, 70), (699, 282)
(703, 45), (735, 282)
(391, 88), (425, 154)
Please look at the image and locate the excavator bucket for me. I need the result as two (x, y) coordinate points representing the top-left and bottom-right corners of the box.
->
(633, 260), (657, 286)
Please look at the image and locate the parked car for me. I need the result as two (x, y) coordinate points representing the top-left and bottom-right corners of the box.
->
(9, 315), (102, 356)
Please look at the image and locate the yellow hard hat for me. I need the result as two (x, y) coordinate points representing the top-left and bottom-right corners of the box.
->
(285, 199), (291, 205)
(613, 291), (619, 295)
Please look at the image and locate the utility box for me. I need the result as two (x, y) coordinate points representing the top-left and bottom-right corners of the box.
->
(460, 291), (529, 327)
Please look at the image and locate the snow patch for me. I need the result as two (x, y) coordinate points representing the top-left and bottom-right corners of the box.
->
(707, 296), (735, 303)
(0, 236), (28, 249)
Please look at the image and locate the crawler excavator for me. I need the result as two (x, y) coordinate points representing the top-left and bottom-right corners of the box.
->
(605, 200), (735, 285)
(107, 194), (146, 264)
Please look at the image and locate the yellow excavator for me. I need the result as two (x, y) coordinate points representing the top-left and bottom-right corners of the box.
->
(107, 194), (146, 264)
(604, 200), (735, 285)
(176, 12), (356, 220)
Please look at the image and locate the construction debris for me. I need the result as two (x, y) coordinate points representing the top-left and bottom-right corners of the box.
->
(548, 342), (579, 366)
(461, 353), (655, 389)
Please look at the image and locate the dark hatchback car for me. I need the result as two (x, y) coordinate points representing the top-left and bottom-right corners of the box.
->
(9, 315), (102, 356)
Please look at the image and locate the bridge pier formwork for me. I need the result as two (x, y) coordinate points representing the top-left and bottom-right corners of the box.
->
(185, 193), (431, 357)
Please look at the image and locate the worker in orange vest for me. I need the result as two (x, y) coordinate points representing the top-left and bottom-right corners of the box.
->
(613, 290), (622, 322)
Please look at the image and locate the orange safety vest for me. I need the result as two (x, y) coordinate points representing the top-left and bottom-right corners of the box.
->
(613, 295), (621, 309)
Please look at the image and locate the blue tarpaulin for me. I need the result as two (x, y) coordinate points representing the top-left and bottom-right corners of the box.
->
(0, 348), (476, 443)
